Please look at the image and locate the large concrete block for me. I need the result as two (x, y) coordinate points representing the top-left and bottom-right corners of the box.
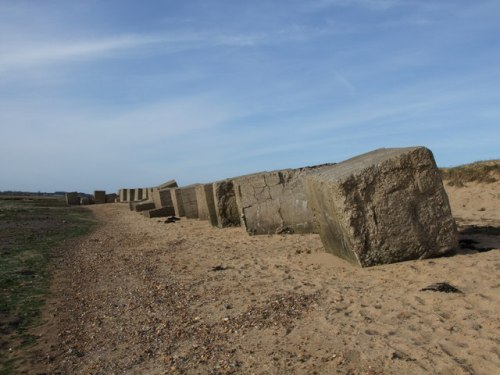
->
(106, 193), (117, 203)
(135, 188), (143, 201)
(170, 188), (185, 217)
(305, 147), (458, 267)
(233, 165), (334, 235)
(212, 179), (240, 228)
(129, 189), (136, 202)
(94, 190), (106, 204)
(195, 184), (218, 225)
(80, 196), (91, 205)
(142, 206), (175, 218)
(134, 201), (156, 212)
(157, 179), (178, 189)
(119, 189), (126, 202)
(180, 185), (200, 219)
(152, 188), (173, 208)
(65, 192), (79, 205)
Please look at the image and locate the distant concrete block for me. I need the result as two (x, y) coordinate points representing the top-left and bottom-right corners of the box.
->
(180, 185), (200, 219)
(305, 147), (458, 267)
(135, 188), (142, 201)
(213, 179), (240, 228)
(80, 196), (90, 205)
(157, 179), (178, 189)
(195, 184), (218, 225)
(65, 192), (79, 205)
(170, 188), (185, 217)
(129, 189), (136, 202)
(134, 201), (156, 212)
(142, 206), (175, 218)
(94, 190), (106, 204)
(119, 189), (126, 202)
(106, 193), (117, 203)
(233, 164), (334, 235)
(152, 188), (174, 208)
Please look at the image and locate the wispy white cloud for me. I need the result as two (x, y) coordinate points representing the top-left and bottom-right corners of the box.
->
(0, 34), (160, 73)
(0, 28), (301, 75)
(0, 20), (362, 77)
(304, 0), (404, 11)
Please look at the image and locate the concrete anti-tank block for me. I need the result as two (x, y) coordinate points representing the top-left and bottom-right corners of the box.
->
(170, 188), (185, 217)
(157, 179), (178, 189)
(129, 189), (136, 202)
(152, 188), (173, 208)
(65, 192), (79, 205)
(106, 193), (117, 203)
(233, 165), (334, 235)
(134, 201), (156, 212)
(135, 188), (142, 201)
(195, 184), (218, 225)
(80, 196), (90, 205)
(180, 185), (200, 219)
(212, 179), (240, 228)
(305, 147), (458, 267)
(94, 190), (106, 204)
(142, 206), (175, 218)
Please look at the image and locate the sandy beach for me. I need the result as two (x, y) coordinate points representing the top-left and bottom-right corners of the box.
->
(20, 178), (500, 375)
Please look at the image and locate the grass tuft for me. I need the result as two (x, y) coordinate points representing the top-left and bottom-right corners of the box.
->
(440, 160), (500, 187)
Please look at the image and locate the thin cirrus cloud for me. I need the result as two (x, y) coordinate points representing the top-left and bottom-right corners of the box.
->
(0, 26), (341, 76)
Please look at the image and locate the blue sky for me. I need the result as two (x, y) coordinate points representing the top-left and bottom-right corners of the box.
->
(1, 0), (499, 193)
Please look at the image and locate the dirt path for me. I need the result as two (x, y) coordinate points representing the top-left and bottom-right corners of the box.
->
(25, 196), (500, 374)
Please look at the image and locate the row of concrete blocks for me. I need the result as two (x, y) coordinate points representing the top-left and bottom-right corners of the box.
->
(118, 187), (151, 203)
(126, 147), (459, 267)
(65, 191), (117, 205)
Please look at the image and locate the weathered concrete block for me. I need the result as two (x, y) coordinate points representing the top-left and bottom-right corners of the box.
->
(195, 184), (218, 225)
(212, 179), (240, 228)
(135, 188), (143, 201)
(180, 185), (200, 219)
(118, 189), (126, 202)
(142, 206), (175, 218)
(94, 190), (106, 204)
(129, 189), (136, 202)
(80, 196), (90, 205)
(106, 193), (117, 203)
(157, 179), (178, 189)
(170, 188), (185, 217)
(305, 147), (458, 267)
(233, 165), (334, 235)
(130, 199), (148, 211)
(152, 188), (173, 208)
(134, 201), (156, 212)
(121, 189), (129, 202)
(65, 192), (79, 205)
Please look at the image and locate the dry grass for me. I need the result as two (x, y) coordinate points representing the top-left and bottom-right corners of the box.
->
(440, 160), (500, 187)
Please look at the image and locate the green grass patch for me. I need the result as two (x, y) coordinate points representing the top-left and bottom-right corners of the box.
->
(441, 160), (500, 187)
(0, 197), (96, 373)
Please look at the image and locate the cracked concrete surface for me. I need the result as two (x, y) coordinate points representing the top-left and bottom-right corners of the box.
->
(233, 165), (334, 235)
